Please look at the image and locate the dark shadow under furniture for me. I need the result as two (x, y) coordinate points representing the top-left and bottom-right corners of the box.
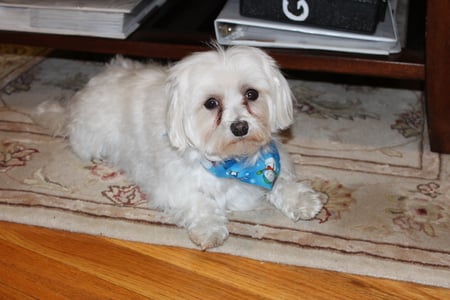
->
(0, 0), (448, 153)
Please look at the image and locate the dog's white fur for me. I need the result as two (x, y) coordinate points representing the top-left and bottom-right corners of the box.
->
(35, 46), (323, 249)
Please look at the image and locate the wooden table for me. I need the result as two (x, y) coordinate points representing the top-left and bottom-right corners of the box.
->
(0, 0), (448, 153)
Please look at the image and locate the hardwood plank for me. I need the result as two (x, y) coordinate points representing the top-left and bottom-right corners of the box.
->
(0, 232), (147, 299)
(0, 221), (448, 299)
(0, 223), (257, 299)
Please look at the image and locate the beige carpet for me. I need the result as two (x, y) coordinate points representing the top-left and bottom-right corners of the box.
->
(1, 46), (449, 288)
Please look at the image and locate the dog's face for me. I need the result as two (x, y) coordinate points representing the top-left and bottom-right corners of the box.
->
(167, 46), (293, 161)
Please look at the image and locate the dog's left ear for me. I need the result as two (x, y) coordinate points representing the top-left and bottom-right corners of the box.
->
(166, 75), (190, 151)
(255, 48), (294, 131)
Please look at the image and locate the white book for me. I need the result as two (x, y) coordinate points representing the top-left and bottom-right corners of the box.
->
(215, 0), (401, 55)
(0, 0), (166, 39)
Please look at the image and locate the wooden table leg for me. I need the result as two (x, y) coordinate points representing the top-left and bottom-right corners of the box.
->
(425, 0), (450, 153)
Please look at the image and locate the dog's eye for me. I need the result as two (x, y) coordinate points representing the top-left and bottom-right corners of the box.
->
(245, 89), (259, 101)
(204, 98), (220, 110)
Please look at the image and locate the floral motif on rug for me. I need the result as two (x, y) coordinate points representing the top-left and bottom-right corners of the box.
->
(307, 178), (356, 223)
(0, 140), (39, 172)
(391, 104), (423, 138)
(386, 182), (449, 238)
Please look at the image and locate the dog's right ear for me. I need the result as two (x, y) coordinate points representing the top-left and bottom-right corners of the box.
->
(166, 75), (190, 151)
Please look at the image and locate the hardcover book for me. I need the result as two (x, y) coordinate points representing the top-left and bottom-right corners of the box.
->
(0, 0), (166, 39)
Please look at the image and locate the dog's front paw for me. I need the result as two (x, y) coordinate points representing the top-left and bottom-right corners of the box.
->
(276, 183), (326, 221)
(290, 189), (324, 221)
(188, 223), (229, 250)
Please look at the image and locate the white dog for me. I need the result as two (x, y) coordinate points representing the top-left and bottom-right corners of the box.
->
(36, 46), (323, 249)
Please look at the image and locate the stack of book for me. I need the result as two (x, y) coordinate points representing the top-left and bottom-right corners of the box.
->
(0, 0), (166, 39)
(215, 0), (401, 55)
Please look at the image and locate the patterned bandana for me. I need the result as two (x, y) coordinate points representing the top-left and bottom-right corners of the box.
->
(202, 141), (281, 190)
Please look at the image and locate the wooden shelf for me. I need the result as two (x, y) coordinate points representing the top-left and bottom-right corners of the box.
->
(0, 29), (424, 80)
(0, 0), (425, 80)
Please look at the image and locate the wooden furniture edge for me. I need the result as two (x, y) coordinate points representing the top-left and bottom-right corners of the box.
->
(425, 0), (450, 153)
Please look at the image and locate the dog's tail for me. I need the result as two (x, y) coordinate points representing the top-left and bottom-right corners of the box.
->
(32, 100), (69, 137)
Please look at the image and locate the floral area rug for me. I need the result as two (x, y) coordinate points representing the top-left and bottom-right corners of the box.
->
(0, 46), (449, 288)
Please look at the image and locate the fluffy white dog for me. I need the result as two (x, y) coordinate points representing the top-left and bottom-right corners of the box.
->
(36, 46), (323, 249)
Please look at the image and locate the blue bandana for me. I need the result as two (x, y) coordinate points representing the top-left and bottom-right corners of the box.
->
(202, 141), (281, 190)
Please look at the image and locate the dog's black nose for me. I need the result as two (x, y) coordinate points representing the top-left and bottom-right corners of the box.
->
(230, 121), (249, 137)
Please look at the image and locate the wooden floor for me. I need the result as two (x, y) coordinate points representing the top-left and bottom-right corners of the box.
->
(0, 221), (448, 299)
